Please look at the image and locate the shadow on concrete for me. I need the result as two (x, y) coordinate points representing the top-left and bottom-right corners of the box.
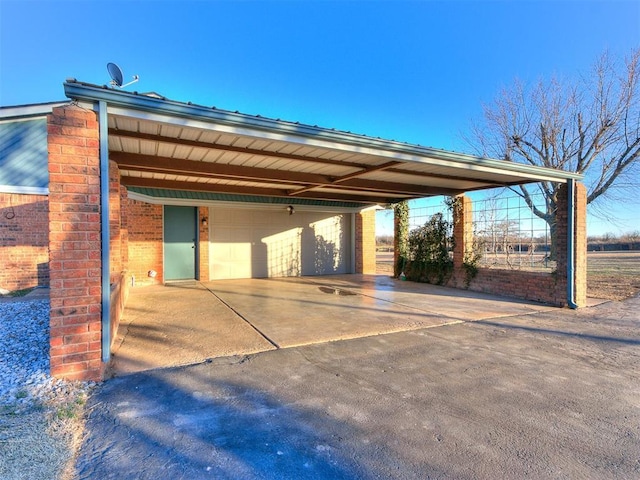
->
(77, 366), (384, 480)
(78, 295), (640, 479)
(476, 320), (640, 346)
(110, 276), (559, 376)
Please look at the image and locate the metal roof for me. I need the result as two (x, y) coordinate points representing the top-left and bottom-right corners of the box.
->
(65, 80), (582, 207)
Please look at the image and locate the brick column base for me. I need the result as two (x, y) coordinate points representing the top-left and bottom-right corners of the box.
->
(556, 182), (587, 307)
(48, 105), (104, 381)
(355, 209), (376, 274)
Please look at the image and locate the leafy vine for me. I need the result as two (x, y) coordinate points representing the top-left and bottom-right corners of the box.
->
(393, 201), (409, 278)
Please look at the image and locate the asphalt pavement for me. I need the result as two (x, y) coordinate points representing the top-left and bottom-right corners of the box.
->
(76, 295), (640, 479)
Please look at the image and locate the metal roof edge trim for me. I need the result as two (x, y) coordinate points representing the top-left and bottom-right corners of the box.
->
(0, 101), (69, 121)
(0, 185), (49, 195)
(64, 81), (583, 183)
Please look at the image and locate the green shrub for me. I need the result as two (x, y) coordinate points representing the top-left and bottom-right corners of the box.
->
(405, 212), (453, 285)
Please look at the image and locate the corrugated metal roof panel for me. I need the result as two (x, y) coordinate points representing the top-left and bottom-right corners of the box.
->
(0, 119), (48, 190)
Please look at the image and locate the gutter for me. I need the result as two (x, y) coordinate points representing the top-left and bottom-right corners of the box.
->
(98, 100), (112, 361)
(567, 179), (578, 309)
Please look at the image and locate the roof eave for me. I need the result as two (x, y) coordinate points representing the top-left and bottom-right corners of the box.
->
(0, 101), (68, 121)
(64, 81), (583, 185)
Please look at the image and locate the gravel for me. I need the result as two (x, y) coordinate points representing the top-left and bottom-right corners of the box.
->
(0, 299), (93, 413)
(0, 298), (95, 480)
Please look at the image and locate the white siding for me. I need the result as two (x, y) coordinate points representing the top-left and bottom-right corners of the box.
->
(209, 207), (351, 280)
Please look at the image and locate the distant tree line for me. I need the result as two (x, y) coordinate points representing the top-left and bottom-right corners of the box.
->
(377, 230), (640, 252)
(587, 231), (640, 251)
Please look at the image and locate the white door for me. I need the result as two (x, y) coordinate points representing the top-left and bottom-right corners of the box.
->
(209, 207), (350, 280)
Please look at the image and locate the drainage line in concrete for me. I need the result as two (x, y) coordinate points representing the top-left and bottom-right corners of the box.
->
(201, 283), (280, 349)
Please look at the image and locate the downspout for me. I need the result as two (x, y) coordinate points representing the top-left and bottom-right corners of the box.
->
(98, 100), (112, 361)
(566, 179), (578, 309)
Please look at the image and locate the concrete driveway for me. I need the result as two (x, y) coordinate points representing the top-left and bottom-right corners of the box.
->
(77, 294), (640, 479)
(110, 275), (555, 375)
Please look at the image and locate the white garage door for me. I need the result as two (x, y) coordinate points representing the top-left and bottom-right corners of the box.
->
(209, 207), (351, 280)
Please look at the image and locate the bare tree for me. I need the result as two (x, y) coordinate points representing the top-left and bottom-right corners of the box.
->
(468, 49), (640, 255)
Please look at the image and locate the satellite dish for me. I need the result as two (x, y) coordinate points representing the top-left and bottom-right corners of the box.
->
(107, 63), (124, 87)
(107, 62), (139, 89)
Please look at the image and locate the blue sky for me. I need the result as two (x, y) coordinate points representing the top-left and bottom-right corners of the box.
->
(1, 0), (639, 236)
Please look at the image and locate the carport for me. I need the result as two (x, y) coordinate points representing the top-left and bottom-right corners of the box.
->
(110, 275), (557, 375)
(48, 81), (583, 380)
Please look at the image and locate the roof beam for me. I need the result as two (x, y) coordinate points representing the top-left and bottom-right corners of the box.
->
(111, 151), (331, 186)
(385, 167), (505, 185)
(120, 176), (394, 204)
(334, 178), (462, 197)
(288, 160), (402, 196)
(112, 151), (455, 197)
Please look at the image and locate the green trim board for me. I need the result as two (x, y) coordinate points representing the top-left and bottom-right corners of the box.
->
(128, 187), (366, 209)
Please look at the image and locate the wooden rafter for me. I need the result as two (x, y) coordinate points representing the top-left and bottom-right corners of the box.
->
(111, 152), (333, 186)
(113, 152), (461, 198)
(288, 160), (402, 196)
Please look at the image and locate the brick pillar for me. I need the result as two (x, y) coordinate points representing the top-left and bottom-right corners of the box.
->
(393, 212), (401, 278)
(555, 185), (569, 306)
(574, 182), (587, 307)
(120, 185), (129, 272)
(555, 182), (587, 307)
(198, 207), (210, 281)
(48, 105), (104, 381)
(452, 195), (473, 274)
(393, 202), (409, 278)
(109, 161), (122, 281)
(355, 209), (376, 274)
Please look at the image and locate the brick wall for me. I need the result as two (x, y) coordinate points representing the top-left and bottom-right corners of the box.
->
(109, 161), (122, 281)
(48, 105), (103, 381)
(120, 185), (129, 272)
(355, 209), (376, 274)
(451, 195), (472, 285)
(126, 199), (163, 285)
(447, 185), (587, 307)
(198, 207), (210, 281)
(107, 161), (131, 348)
(556, 182), (587, 306)
(464, 269), (564, 305)
(0, 193), (49, 291)
(574, 183), (587, 306)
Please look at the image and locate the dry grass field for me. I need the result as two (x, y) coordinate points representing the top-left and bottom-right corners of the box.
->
(376, 251), (640, 301)
(587, 251), (640, 300)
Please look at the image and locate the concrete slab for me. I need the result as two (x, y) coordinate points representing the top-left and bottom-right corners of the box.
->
(299, 275), (557, 320)
(110, 283), (276, 375)
(205, 275), (555, 349)
(111, 275), (556, 375)
(0, 286), (50, 303)
(76, 294), (640, 479)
